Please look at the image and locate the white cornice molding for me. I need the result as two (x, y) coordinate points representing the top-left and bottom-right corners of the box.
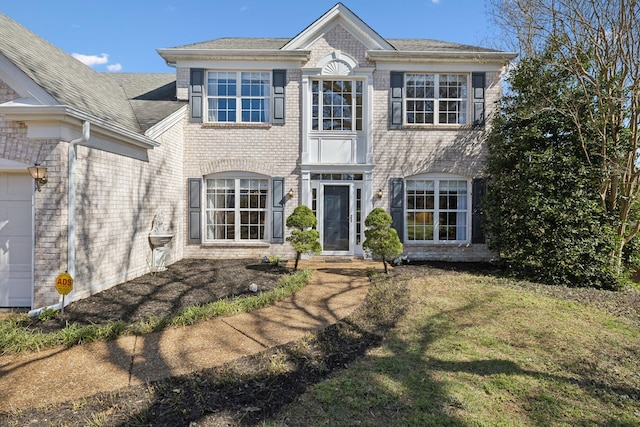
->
(171, 60), (305, 71)
(367, 50), (518, 64)
(157, 48), (310, 63)
(0, 103), (160, 153)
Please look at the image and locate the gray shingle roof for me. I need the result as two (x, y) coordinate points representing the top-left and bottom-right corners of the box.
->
(170, 36), (500, 54)
(386, 39), (503, 53)
(104, 73), (183, 132)
(0, 14), (183, 135)
(173, 38), (290, 50)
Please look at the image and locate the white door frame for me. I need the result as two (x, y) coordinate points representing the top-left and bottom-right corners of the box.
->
(319, 182), (354, 255)
(0, 163), (34, 308)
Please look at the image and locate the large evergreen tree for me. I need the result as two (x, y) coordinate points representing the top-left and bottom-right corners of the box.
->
(487, 0), (640, 285)
(485, 53), (620, 288)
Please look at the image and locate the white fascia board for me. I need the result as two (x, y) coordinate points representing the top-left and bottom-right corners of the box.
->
(368, 50), (517, 65)
(0, 104), (159, 160)
(283, 4), (394, 51)
(145, 105), (187, 140)
(174, 59), (305, 71)
(0, 53), (58, 105)
(0, 157), (30, 169)
(0, 54), (58, 105)
(26, 121), (150, 161)
(157, 48), (309, 64)
(374, 62), (511, 73)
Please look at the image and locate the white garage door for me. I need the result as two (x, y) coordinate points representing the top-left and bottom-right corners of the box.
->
(0, 172), (32, 307)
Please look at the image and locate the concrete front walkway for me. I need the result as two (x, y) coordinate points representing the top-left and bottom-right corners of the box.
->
(0, 260), (373, 412)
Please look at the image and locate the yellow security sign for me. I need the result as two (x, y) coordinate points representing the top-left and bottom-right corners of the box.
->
(55, 272), (74, 295)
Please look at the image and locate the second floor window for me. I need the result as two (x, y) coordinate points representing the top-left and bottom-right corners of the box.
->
(312, 79), (363, 131)
(207, 72), (271, 123)
(405, 74), (468, 125)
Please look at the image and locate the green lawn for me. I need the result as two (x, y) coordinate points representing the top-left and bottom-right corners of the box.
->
(270, 272), (640, 426)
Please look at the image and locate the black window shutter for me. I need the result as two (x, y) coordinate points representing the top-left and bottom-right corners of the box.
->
(273, 70), (286, 124)
(390, 178), (404, 242)
(271, 177), (285, 243)
(389, 72), (404, 129)
(189, 68), (204, 123)
(471, 178), (486, 243)
(472, 72), (486, 127)
(188, 178), (202, 244)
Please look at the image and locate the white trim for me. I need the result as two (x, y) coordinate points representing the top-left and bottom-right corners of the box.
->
(202, 173), (271, 243)
(0, 158), (30, 170)
(403, 73), (471, 126)
(405, 173), (472, 245)
(283, 3), (394, 51)
(0, 104), (159, 161)
(157, 50), (310, 65)
(368, 50), (517, 64)
(145, 105), (187, 140)
(204, 70), (272, 125)
(170, 60), (306, 71)
(375, 62), (508, 73)
(0, 53), (58, 105)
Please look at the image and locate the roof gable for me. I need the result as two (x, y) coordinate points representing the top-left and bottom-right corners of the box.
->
(282, 3), (394, 51)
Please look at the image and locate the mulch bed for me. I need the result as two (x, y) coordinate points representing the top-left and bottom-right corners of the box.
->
(32, 259), (289, 331)
(4, 260), (639, 426)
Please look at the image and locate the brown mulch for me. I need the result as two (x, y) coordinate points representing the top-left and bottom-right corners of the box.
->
(31, 258), (289, 331)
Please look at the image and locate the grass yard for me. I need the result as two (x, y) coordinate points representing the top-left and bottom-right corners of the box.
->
(270, 271), (640, 426)
(2, 265), (638, 425)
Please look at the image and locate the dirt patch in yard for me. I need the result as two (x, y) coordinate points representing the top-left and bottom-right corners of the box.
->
(30, 258), (289, 331)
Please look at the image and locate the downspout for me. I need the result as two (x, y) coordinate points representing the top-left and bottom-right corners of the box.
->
(66, 121), (91, 304)
(28, 121), (90, 317)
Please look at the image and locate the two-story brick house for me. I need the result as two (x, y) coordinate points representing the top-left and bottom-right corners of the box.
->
(0, 3), (515, 310)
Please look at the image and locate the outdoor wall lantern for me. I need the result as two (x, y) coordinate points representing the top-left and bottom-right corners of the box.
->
(377, 188), (383, 199)
(288, 188), (295, 198)
(28, 163), (48, 192)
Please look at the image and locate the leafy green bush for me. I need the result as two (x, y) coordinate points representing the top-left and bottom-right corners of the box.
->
(363, 208), (403, 274)
(286, 205), (321, 271)
(484, 54), (620, 289)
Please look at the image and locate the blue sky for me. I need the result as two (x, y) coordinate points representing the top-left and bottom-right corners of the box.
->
(1, 1), (498, 73)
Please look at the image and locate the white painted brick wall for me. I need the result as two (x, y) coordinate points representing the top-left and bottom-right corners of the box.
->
(182, 71), (302, 261)
(0, 78), (186, 307)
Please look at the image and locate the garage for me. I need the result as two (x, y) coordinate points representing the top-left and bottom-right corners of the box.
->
(0, 172), (32, 307)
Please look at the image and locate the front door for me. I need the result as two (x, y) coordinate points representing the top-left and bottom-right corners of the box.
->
(323, 185), (350, 253)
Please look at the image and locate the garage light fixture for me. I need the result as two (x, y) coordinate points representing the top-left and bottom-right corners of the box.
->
(28, 163), (48, 192)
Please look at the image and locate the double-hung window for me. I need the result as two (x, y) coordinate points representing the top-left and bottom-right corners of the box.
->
(405, 73), (468, 125)
(406, 176), (469, 242)
(205, 177), (268, 241)
(207, 71), (271, 123)
(312, 79), (363, 131)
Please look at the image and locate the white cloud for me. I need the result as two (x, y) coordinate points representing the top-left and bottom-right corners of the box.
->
(71, 53), (109, 67)
(106, 63), (122, 72)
